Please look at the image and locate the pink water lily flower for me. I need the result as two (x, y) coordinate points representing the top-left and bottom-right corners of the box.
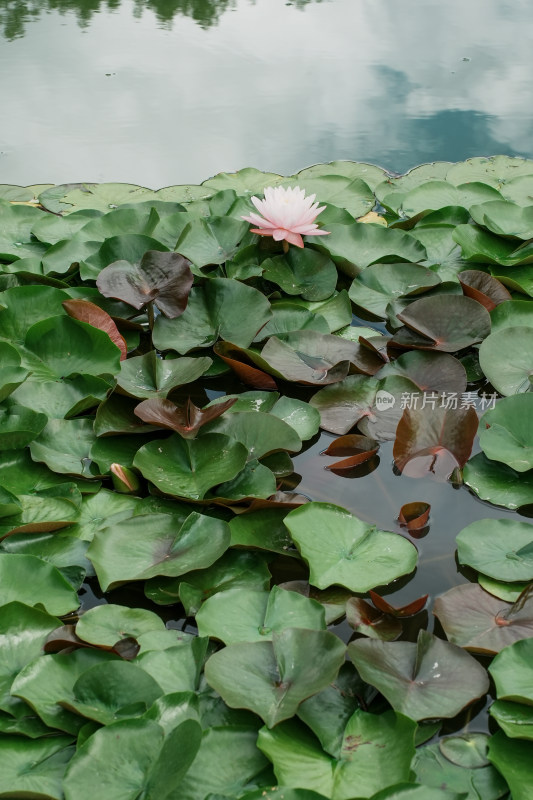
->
(242, 185), (330, 249)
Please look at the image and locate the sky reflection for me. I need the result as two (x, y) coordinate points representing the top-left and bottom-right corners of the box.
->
(1, 0), (532, 186)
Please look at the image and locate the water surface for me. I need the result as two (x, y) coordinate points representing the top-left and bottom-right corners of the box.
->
(2, 0), (533, 186)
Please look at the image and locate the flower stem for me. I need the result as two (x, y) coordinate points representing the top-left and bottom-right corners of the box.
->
(147, 301), (155, 332)
(282, 241), (289, 254)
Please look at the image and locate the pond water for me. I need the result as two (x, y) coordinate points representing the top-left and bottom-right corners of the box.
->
(2, 0), (533, 186)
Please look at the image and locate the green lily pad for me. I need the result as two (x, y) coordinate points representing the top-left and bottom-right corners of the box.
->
(490, 299), (533, 333)
(60, 660), (163, 725)
(75, 604), (166, 648)
(174, 724), (270, 800)
(63, 718), (202, 800)
(457, 519), (533, 581)
(154, 550), (271, 614)
(87, 512), (230, 591)
(463, 452), (533, 510)
(253, 302), (330, 342)
(469, 200), (533, 239)
(196, 585), (326, 644)
(0, 735), (74, 800)
(203, 410), (302, 461)
(176, 216), (249, 267)
(479, 326), (533, 395)
(283, 502), (418, 592)
(262, 247), (338, 301)
(478, 574), (530, 602)
(488, 730), (533, 800)
(413, 736), (508, 800)
(133, 433), (248, 501)
(348, 630), (489, 720)
(253, 330), (357, 385)
(0, 601), (60, 715)
(296, 662), (367, 758)
(30, 418), (99, 479)
(12, 373), (112, 419)
(11, 648), (118, 734)
(0, 403), (47, 449)
(153, 279), (272, 353)
(229, 508), (300, 557)
(0, 554), (79, 615)
(23, 315), (121, 380)
(117, 351), (212, 398)
(478, 394), (533, 471)
(309, 375), (380, 435)
(490, 700), (533, 740)
(257, 710), (416, 799)
(317, 222), (426, 278)
(66, 489), (142, 542)
(204, 627), (345, 727)
(136, 639), (208, 694)
(349, 262), (440, 319)
(488, 636), (533, 704)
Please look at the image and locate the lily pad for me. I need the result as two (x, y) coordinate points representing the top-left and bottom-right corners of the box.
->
(283, 502), (418, 592)
(488, 636), (533, 704)
(456, 518), (533, 581)
(11, 648), (118, 734)
(478, 394), (533, 472)
(204, 627), (345, 727)
(393, 405), (478, 478)
(349, 262), (440, 319)
(75, 604), (166, 648)
(393, 295), (491, 352)
(117, 351), (211, 398)
(463, 452), (533, 511)
(153, 278), (272, 353)
(63, 718), (202, 800)
(348, 629), (489, 720)
(87, 511), (230, 591)
(317, 222), (426, 278)
(96, 250), (193, 318)
(413, 736), (508, 800)
(133, 433), (248, 501)
(0, 553), (79, 615)
(489, 700), (533, 740)
(0, 735), (74, 800)
(488, 730), (533, 800)
(479, 325), (533, 395)
(257, 710), (416, 799)
(433, 582), (533, 654)
(196, 585), (326, 644)
(262, 247), (338, 301)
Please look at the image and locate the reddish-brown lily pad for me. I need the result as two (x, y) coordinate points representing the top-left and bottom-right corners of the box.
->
(62, 299), (127, 360)
(393, 405), (478, 478)
(322, 434), (379, 470)
(214, 342), (278, 390)
(345, 597), (402, 641)
(458, 270), (512, 311)
(392, 295), (491, 352)
(134, 396), (237, 439)
(398, 502), (431, 531)
(433, 582), (533, 654)
(96, 250), (194, 318)
(369, 590), (429, 618)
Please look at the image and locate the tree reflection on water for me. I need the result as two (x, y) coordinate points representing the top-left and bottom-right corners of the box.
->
(0, 0), (326, 39)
